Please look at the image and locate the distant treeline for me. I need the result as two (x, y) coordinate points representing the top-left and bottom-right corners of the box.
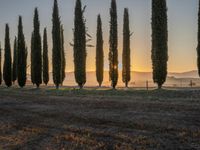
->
(0, 0), (199, 89)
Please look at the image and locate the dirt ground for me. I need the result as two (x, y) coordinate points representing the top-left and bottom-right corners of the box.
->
(0, 87), (200, 150)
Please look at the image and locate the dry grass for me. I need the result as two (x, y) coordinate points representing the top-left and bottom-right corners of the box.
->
(0, 87), (199, 149)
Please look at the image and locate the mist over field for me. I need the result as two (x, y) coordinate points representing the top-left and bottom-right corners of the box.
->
(26, 70), (200, 87)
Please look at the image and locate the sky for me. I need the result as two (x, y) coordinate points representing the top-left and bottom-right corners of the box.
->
(0, 0), (198, 73)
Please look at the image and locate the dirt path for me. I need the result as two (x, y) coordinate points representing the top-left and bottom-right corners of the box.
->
(0, 88), (200, 150)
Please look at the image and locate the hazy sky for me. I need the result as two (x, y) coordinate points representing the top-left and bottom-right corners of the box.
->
(0, 0), (198, 72)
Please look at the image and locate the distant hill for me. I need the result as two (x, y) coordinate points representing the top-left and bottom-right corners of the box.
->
(168, 70), (199, 78)
(27, 70), (199, 87)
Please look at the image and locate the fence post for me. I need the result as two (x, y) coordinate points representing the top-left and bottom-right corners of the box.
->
(146, 80), (149, 91)
(190, 80), (193, 88)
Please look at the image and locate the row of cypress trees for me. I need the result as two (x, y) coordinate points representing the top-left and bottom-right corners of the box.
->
(0, 0), (176, 90)
(0, 19), (27, 88)
(0, 13), (49, 88)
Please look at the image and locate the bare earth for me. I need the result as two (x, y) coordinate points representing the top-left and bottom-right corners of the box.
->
(0, 87), (200, 150)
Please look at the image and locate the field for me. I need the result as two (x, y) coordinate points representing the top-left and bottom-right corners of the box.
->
(0, 86), (200, 150)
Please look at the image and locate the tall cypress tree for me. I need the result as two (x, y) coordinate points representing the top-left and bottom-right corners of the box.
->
(109, 0), (118, 89)
(12, 37), (18, 83)
(32, 8), (42, 88)
(73, 0), (87, 89)
(52, 0), (62, 89)
(197, 0), (200, 76)
(3, 24), (12, 87)
(96, 14), (104, 87)
(17, 16), (27, 88)
(43, 28), (49, 85)
(31, 32), (35, 85)
(0, 43), (2, 85)
(122, 8), (131, 88)
(60, 25), (66, 85)
(151, 0), (168, 89)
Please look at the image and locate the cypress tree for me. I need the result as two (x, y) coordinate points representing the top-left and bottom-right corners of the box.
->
(43, 28), (49, 85)
(151, 0), (168, 89)
(0, 43), (2, 85)
(52, 0), (62, 89)
(197, 0), (200, 76)
(73, 0), (87, 89)
(122, 8), (131, 88)
(12, 37), (18, 83)
(17, 16), (27, 88)
(60, 25), (66, 85)
(96, 14), (104, 87)
(3, 24), (12, 87)
(109, 0), (118, 89)
(32, 8), (42, 88)
(31, 32), (35, 85)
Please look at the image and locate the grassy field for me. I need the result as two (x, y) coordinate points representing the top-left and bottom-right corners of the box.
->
(0, 86), (199, 150)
